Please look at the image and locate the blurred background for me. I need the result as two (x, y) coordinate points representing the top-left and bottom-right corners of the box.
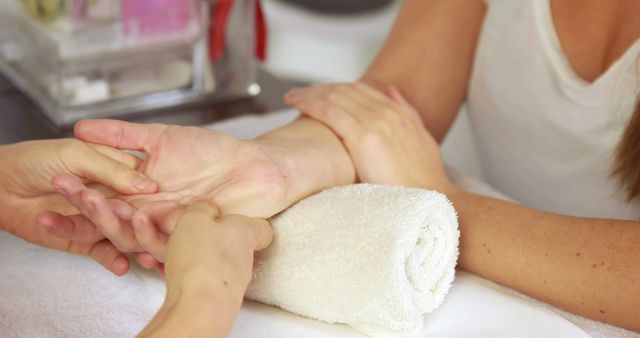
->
(0, 0), (480, 177)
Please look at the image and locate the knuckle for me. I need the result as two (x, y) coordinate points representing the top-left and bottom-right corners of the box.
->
(110, 160), (132, 175)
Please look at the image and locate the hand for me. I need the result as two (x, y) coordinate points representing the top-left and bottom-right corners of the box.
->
(0, 139), (157, 275)
(139, 201), (272, 338)
(285, 82), (456, 193)
(47, 121), (295, 264)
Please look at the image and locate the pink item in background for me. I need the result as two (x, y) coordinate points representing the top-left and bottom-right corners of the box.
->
(121, 0), (191, 39)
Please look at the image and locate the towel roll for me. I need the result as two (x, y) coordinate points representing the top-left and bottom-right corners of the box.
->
(245, 184), (460, 337)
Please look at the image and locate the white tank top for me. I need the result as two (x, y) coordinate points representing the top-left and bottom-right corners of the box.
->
(467, 0), (640, 220)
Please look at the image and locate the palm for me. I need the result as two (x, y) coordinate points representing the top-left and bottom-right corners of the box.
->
(76, 121), (289, 221)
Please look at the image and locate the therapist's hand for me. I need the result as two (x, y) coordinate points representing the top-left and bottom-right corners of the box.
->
(0, 139), (157, 275)
(285, 83), (456, 193)
(139, 201), (272, 337)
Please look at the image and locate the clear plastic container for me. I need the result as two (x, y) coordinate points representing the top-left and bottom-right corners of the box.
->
(0, 0), (261, 126)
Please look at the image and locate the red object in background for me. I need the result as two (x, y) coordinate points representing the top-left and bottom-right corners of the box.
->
(255, 0), (267, 62)
(209, 0), (268, 62)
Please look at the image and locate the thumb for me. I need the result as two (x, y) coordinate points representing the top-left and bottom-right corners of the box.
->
(59, 143), (157, 194)
(223, 214), (273, 251)
(74, 119), (165, 152)
(249, 218), (273, 250)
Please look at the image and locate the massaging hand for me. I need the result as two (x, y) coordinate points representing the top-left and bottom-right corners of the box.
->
(139, 201), (272, 337)
(0, 139), (157, 275)
(47, 120), (292, 265)
(285, 83), (455, 192)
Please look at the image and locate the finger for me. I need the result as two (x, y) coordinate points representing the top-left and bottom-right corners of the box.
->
(319, 86), (373, 123)
(182, 201), (221, 220)
(37, 211), (105, 243)
(81, 189), (140, 252)
(134, 252), (160, 269)
(129, 199), (183, 235)
(74, 119), (163, 152)
(53, 177), (137, 250)
(286, 85), (374, 126)
(386, 85), (409, 105)
(87, 239), (130, 276)
(386, 85), (422, 122)
(295, 100), (361, 140)
(283, 86), (310, 103)
(352, 82), (393, 103)
(53, 173), (92, 214)
(222, 215), (273, 250)
(247, 218), (273, 250)
(336, 84), (398, 119)
(88, 143), (143, 169)
(132, 210), (168, 262)
(108, 199), (135, 221)
(75, 145), (157, 194)
(156, 263), (165, 277)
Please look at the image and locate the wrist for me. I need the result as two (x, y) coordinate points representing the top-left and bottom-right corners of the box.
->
(257, 117), (356, 201)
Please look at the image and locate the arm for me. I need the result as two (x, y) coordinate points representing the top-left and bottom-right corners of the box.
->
(272, 0), (486, 187)
(449, 189), (640, 331)
(288, 0), (487, 142)
(46, 0), (485, 265)
(292, 84), (640, 331)
(255, 117), (356, 204)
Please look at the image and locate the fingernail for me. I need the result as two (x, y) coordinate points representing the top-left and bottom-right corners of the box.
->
(37, 221), (51, 231)
(133, 175), (153, 192)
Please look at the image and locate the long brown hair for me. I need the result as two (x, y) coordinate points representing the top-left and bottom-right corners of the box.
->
(613, 100), (640, 201)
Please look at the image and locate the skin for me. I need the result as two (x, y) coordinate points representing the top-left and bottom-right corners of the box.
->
(0, 139), (157, 275)
(42, 0), (640, 332)
(45, 119), (354, 267)
(138, 202), (272, 338)
(285, 81), (640, 331)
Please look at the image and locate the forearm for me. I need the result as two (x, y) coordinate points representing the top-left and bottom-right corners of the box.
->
(257, 117), (356, 201)
(448, 189), (640, 330)
(361, 0), (486, 142)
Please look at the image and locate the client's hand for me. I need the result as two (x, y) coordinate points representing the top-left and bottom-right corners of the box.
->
(285, 83), (455, 193)
(0, 139), (157, 275)
(47, 120), (298, 264)
(139, 201), (272, 338)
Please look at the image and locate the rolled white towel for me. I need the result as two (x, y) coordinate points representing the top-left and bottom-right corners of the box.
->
(245, 184), (460, 337)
